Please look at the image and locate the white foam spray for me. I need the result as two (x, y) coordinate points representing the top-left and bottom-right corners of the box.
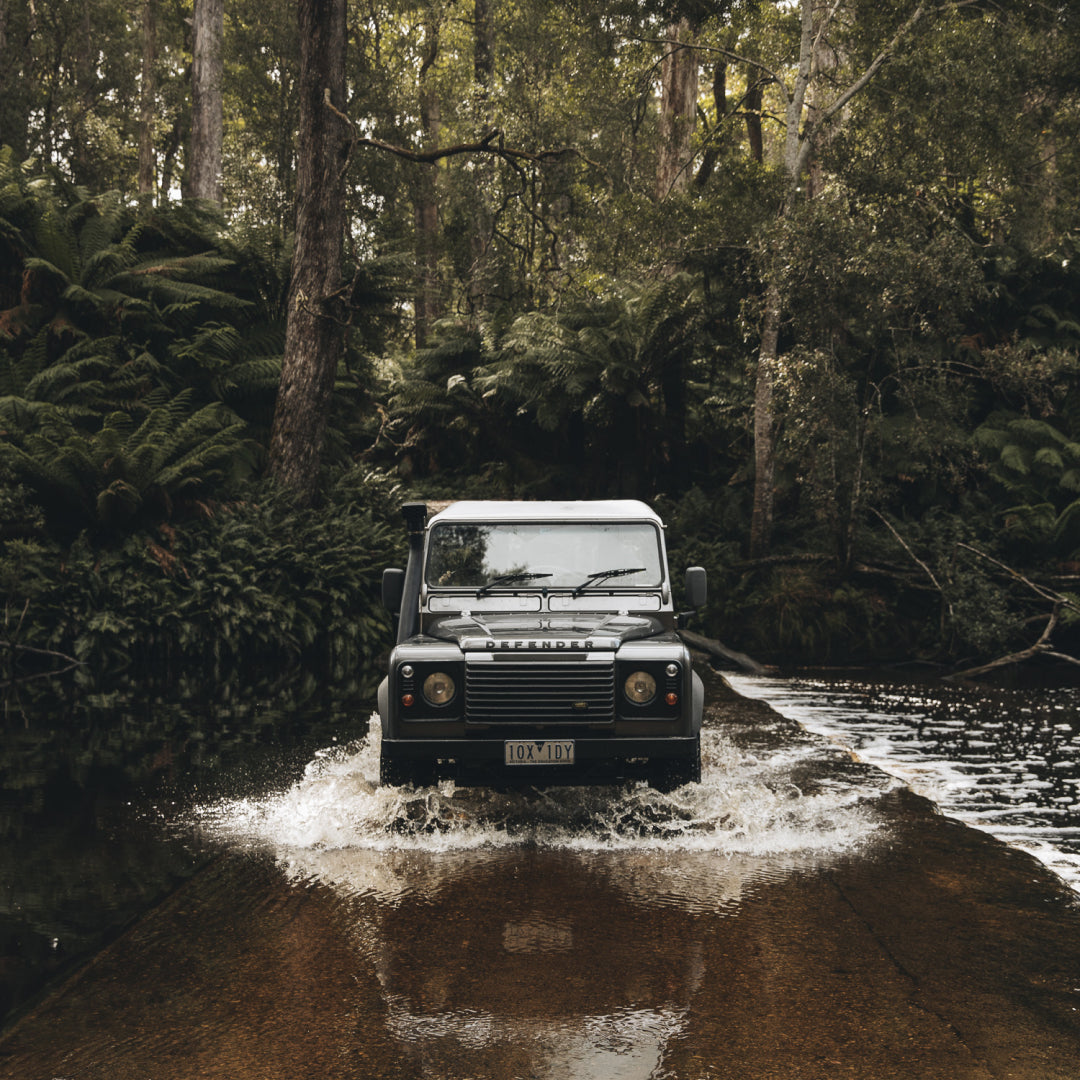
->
(193, 713), (886, 863)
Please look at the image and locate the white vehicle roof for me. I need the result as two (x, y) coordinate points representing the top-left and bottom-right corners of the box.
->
(427, 500), (664, 525)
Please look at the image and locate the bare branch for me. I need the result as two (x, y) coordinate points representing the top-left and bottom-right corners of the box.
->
(324, 97), (601, 171)
(956, 543), (1080, 614)
(869, 508), (953, 617)
(944, 542), (1080, 679)
(1, 661), (85, 689)
(819, 4), (927, 126)
(0, 639), (84, 666)
(678, 629), (771, 675)
(625, 35), (786, 98)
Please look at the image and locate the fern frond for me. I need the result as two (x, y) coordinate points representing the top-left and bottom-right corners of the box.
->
(999, 444), (1031, 474)
(1009, 417), (1067, 445)
(33, 209), (80, 281)
(216, 356), (282, 396)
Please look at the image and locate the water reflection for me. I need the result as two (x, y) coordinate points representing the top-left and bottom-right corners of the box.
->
(0, 669), (374, 1028)
(189, 713), (890, 1079)
(14, 673), (1080, 1078)
(340, 849), (708, 1080)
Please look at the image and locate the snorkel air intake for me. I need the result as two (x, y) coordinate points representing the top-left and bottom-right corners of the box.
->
(397, 502), (427, 643)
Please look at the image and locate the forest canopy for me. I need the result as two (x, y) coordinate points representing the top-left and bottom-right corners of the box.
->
(2, 0), (1080, 679)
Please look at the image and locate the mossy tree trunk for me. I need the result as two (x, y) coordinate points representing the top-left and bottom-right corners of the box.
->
(267, 0), (348, 499)
(189, 0), (223, 203)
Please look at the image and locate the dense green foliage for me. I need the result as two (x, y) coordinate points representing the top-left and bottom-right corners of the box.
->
(2, 0), (1080, 679)
(1, 466), (403, 685)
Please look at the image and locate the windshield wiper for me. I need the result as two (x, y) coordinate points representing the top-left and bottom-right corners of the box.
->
(476, 572), (553, 597)
(571, 567), (646, 598)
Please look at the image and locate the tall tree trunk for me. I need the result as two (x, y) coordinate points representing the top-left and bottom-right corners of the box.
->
(660, 346), (689, 491)
(748, 0), (928, 555)
(189, 0), (223, 203)
(656, 20), (698, 201)
(695, 60), (725, 188)
(749, 0), (815, 557)
(413, 16), (441, 348)
(161, 103), (186, 200)
(0, 2), (7, 149)
(750, 283), (781, 556)
(138, 0), (157, 198)
(1, 0), (36, 159)
(0, 2), (8, 126)
(69, 0), (94, 183)
(267, 0), (348, 497)
(806, 24), (841, 199)
(745, 80), (763, 163)
(474, 0), (494, 90)
(468, 0), (496, 316)
(275, 63), (295, 230)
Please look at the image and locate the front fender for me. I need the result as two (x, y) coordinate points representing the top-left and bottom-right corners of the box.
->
(691, 670), (704, 735)
(377, 676), (390, 732)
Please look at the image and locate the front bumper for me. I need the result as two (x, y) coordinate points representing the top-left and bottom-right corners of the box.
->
(378, 733), (700, 786)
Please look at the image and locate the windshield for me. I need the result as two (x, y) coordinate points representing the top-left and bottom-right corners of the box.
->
(425, 522), (664, 590)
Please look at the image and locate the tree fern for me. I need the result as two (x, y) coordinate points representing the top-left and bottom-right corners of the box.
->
(976, 412), (1080, 556)
(1, 392), (257, 538)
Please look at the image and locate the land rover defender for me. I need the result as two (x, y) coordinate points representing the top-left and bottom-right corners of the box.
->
(378, 500), (707, 790)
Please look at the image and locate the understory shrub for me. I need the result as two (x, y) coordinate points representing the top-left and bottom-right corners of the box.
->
(1, 470), (405, 687)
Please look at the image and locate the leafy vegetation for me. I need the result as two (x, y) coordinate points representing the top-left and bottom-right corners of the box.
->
(2, 0), (1080, 680)
(2, 470), (402, 686)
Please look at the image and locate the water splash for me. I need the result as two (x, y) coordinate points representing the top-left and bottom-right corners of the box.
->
(192, 713), (885, 860)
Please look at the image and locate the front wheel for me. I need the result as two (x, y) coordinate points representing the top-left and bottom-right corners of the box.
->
(648, 738), (701, 793)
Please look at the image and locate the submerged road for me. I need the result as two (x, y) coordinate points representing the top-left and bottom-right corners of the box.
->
(2, 681), (1079, 1079)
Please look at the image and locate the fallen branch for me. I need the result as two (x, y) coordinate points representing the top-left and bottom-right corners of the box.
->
(0, 638), (83, 667)
(677, 629), (772, 675)
(850, 562), (941, 591)
(944, 607), (1080, 681)
(1, 660), (84, 689)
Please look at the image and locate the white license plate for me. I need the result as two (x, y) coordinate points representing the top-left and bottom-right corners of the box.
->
(504, 740), (575, 766)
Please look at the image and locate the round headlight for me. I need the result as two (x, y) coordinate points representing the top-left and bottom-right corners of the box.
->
(422, 671), (456, 706)
(624, 671), (657, 705)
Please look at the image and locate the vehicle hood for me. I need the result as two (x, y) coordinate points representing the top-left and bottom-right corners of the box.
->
(426, 612), (668, 651)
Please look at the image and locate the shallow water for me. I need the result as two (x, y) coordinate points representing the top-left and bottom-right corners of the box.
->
(7, 675), (1080, 1078)
(727, 673), (1080, 892)
(190, 712), (889, 881)
(152, 709), (903, 1080)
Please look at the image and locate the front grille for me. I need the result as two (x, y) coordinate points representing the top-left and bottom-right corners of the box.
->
(465, 660), (615, 723)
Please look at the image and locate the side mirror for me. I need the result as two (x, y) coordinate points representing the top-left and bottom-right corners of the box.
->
(382, 567), (406, 612)
(685, 566), (707, 609)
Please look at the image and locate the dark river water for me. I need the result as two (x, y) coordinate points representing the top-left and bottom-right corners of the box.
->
(4, 667), (1080, 1079)
(0, 669), (377, 1030)
(727, 673), (1080, 891)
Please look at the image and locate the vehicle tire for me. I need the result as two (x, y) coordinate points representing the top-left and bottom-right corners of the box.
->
(648, 737), (702, 793)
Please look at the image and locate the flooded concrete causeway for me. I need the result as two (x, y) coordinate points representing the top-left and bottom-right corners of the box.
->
(2, 682), (1079, 1078)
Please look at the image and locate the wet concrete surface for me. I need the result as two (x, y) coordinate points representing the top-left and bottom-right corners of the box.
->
(2, 682), (1080, 1079)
